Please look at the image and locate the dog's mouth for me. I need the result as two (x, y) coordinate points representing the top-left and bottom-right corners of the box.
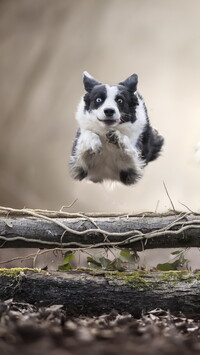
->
(97, 118), (119, 126)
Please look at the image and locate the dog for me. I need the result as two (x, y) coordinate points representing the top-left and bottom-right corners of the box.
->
(69, 72), (164, 185)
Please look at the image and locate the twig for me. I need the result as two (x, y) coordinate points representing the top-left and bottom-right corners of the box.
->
(0, 247), (86, 266)
(59, 199), (78, 211)
(32, 249), (41, 268)
(155, 200), (160, 213)
(163, 181), (176, 213)
(179, 201), (195, 214)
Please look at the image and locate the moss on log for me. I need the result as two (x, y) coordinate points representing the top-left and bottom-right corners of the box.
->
(0, 269), (200, 317)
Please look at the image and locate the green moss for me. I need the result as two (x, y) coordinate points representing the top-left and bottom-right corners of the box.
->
(0, 268), (198, 286)
(76, 268), (200, 287)
(104, 271), (149, 288)
(105, 270), (197, 288)
(0, 268), (43, 277)
(75, 268), (149, 288)
(160, 270), (195, 283)
(75, 267), (105, 275)
(195, 271), (200, 280)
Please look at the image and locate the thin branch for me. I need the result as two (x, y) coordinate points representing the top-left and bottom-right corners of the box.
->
(163, 181), (177, 213)
(154, 200), (160, 213)
(179, 201), (195, 214)
(32, 249), (41, 268)
(59, 198), (78, 211)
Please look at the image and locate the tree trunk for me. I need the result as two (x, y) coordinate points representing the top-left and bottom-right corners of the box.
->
(0, 208), (200, 250)
(0, 269), (200, 317)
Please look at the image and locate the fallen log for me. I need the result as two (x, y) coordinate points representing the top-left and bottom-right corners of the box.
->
(0, 269), (200, 317)
(0, 208), (200, 250)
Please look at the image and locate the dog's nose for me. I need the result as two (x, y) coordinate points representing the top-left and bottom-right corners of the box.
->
(104, 108), (115, 117)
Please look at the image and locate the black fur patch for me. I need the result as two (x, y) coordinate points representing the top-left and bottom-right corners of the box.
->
(71, 129), (81, 156)
(137, 124), (164, 164)
(69, 161), (88, 180)
(116, 86), (138, 123)
(119, 73), (138, 92)
(120, 169), (140, 185)
(84, 85), (107, 111)
(74, 167), (88, 181)
(134, 97), (164, 164)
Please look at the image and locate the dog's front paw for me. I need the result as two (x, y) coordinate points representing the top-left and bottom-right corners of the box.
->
(106, 130), (121, 148)
(85, 141), (102, 156)
(92, 142), (103, 154)
(88, 135), (102, 155)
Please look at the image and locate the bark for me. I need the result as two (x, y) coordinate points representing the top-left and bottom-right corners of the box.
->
(0, 212), (200, 249)
(0, 269), (200, 317)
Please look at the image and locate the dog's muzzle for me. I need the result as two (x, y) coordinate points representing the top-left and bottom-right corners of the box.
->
(98, 108), (120, 126)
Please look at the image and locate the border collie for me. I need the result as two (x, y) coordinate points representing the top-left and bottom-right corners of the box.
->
(69, 72), (164, 185)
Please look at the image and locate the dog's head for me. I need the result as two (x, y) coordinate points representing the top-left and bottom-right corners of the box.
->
(81, 72), (139, 128)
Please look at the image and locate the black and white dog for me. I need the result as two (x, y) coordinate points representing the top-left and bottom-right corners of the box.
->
(69, 72), (164, 185)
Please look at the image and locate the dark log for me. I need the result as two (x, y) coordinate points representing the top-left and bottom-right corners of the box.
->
(0, 211), (200, 250)
(0, 269), (200, 317)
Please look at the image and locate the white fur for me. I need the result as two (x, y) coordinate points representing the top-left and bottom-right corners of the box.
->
(76, 86), (121, 132)
(83, 71), (93, 79)
(76, 90), (147, 144)
(72, 85), (148, 183)
(98, 85), (121, 121)
(73, 131), (142, 183)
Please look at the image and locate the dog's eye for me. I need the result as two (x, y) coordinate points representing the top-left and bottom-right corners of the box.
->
(117, 98), (124, 104)
(95, 98), (102, 103)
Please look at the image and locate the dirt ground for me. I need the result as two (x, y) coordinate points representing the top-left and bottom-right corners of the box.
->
(0, 301), (200, 355)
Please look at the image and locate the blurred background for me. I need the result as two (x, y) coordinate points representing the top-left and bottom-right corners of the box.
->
(1, 0), (200, 213)
(0, 0), (200, 269)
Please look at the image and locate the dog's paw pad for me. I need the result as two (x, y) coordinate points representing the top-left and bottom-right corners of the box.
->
(90, 137), (103, 154)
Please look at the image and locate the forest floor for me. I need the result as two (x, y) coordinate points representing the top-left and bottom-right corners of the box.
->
(0, 301), (200, 354)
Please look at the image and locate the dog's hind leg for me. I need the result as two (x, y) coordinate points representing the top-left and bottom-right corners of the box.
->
(69, 156), (88, 180)
(106, 130), (144, 185)
(119, 168), (142, 185)
(69, 130), (103, 181)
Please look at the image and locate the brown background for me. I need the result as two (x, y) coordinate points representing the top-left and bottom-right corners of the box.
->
(1, 0), (200, 214)
(0, 0), (200, 269)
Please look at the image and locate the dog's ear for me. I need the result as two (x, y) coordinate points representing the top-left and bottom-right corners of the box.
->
(83, 71), (101, 92)
(119, 74), (138, 92)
